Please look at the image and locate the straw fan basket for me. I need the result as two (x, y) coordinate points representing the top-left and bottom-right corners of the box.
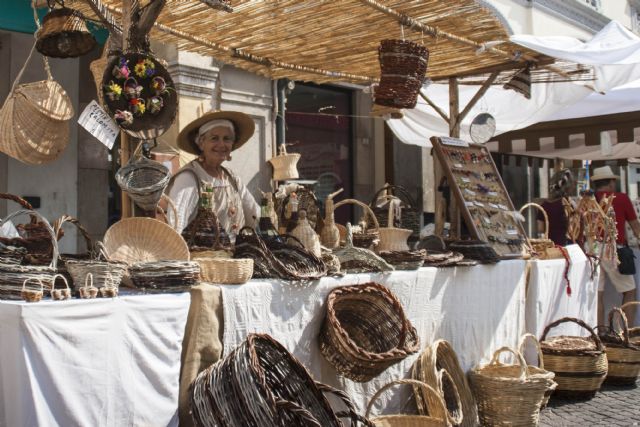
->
(268, 145), (301, 181)
(102, 217), (189, 264)
(36, 6), (96, 58)
(598, 307), (640, 385)
(540, 317), (608, 398)
(102, 52), (178, 140)
(412, 339), (477, 427)
(116, 149), (171, 212)
(370, 185), (421, 243)
(0, 209), (59, 300)
(0, 44), (74, 165)
(621, 301), (640, 347)
(319, 282), (419, 382)
(334, 198), (380, 249)
(519, 202), (564, 259)
(129, 260), (200, 292)
(518, 333), (557, 409)
(190, 333), (366, 427)
(0, 193), (58, 258)
(469, 347), (550, 427)
(365, 380), (448, 427)
(375, 39), (429, 109)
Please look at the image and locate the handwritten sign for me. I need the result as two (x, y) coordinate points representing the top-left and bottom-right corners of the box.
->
(78, 100), (119, 150)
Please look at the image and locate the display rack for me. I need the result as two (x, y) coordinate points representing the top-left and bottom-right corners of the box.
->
(431, 136), (527, 259)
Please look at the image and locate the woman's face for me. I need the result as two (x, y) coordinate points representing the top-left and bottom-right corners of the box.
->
(198, 126), (234, 165)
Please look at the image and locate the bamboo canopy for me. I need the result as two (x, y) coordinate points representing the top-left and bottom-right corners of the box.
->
(71, 0), (558, 84)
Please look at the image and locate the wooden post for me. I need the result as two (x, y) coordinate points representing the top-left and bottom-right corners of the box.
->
(120, 0), (133, 219)
(448, 77), (461, 239)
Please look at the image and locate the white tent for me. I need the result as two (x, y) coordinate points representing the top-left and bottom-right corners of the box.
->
(388, 21), (640, 153)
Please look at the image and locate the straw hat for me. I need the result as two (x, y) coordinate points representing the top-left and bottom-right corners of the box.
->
(177, 111), (255, 155)
(591, 166), (619, 182)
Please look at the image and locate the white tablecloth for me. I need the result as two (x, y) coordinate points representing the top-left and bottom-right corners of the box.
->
(0, 293), (190, 427)
(526, 244), (598, 341)
(221, 261), (528, 415)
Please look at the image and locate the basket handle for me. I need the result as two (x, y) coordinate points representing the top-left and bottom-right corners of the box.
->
(156, 193), (178, 230)
(365, 379), (447, 420)
(334, 199), (380, 231)
(1, 209), (59, 270)
(84, 272), (96, 289)
(50, 273), (71, 295)
(608, 307), (630, 347)
(620, 300), (640, 313)
(518, 333), (545, 370)
(541, 316), (604, 352)
(0, 193), (37, 224)
(22, 277), (44, 293)
(53, 215), (95, 258)
(274, 397), (322, 427)
(519, 202), (548, 239)
(370, 184), (417, 209)
(316, 383), (375, 427)
(488, 346), (528, 380)
(436, 369), (464, 426)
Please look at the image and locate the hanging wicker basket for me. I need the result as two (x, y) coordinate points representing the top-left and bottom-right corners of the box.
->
(36, 6), (96, 58)
(116, 145), (172, 212)
(598, 307), (640, 385)
(269, 145), (301, 181)
(375, 39), (429, 109)
(319, 282), (419, 382)
(540, 317), (608, 398)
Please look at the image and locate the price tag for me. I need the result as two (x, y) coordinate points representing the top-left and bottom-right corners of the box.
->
(461, 177), (470, 183)
(441, 137), (469, 147)
(78, 100), (119, 150)
(498, 204), (509, 211)
(454, 163), (463, 169)
(489, 203), (499, 209)
(506, 229), (519, 235)
(474, 201), (485, 207)
(488, 191), (499, 197)
(465, 201), (475, 207)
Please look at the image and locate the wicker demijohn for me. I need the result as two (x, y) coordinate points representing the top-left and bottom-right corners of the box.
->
(365, 379), (447, 427)
(36, 6), (96, 58)
(190, 333), (366, 427)
(290, 210), (322, 257)
(469, 347), (550, 427)
(540, 317), (608, 398)
(375, 39), (429, 109)
(599, 308), (640, 385)
(319, 282), (419, 382)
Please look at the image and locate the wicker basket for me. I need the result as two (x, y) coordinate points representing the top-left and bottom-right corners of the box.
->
(365, 379), (447, 427)
(540, 317), (608, 398)
(116, 147), (172, 212)
(0, 193), (58, 258)
(620, 301), (640, 347)
(333, 198), (380, 249)
(519, 202), (564, 259)
(129, 260), (200, 292)
(79, 272), (99, 299)
(190, 333), (367, 427)
(102, 217), (189, 264)
(269, 145), (301, 181)
(36, 6), (96, 58)
(375, 39), (429, 109)
(0, 209), (59, 300)
(370, 185), (421, 244)
(21, 278), (44, 303)
(518, 333), (557, 408)
(319, 282), (419, 382)
(334, 224), (394, 274)
(0, 243), (26, 265)
(470, 347), (550, 427)
(411, 339), (477, 427)
(49, 273), (72, 301)
(599, 308), (640, 385)
(191, 252), (253, 285)
(447, 240), (500, 264)
(0, 42), (74, 165)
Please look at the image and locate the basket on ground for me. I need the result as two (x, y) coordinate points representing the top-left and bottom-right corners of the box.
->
(518, 333), (557, 408)
(319, 282), (419, 382)
(621, 301), (640, 346)
(598, 307), (640, 385)
(540, 317), (608, 398)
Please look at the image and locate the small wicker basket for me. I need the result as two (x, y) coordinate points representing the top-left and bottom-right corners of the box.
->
(519, 202), (565, 259)
(268, 145), (301, 181)
(599, 307), (640, 385)
(518, 333), (557, 408)
(333, 198), (380, 249)
(620, 301), (640, 347)
(21, 278), (44, 303)
(191, 251), (253, 285)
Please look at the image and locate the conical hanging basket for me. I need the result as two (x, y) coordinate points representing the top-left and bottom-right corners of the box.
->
(36, 7), (96, 59)
(116, 150), (171, 212)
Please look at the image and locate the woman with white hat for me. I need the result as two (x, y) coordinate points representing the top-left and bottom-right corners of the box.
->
(592, 165), (640, 325)
(167, 111), (260, 238)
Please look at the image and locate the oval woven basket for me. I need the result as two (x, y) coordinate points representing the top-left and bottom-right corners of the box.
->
(190, 333), (367, 427)
(319, 282), (419, 382)
(470, 347), (550, 427)
(599, 307), (640, 385)
(102, 217), (189, 264)
(191, 253), (253, 285)
(540, 317), (608, 398)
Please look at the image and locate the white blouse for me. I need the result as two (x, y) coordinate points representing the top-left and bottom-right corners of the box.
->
(167, 161), (260, 239)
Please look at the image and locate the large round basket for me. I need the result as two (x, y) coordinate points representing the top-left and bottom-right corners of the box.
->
(366, 379), (447, 427)
(102, 217), (189, 264)
(518, 333), (557, 408)
(36, 6), (96, 58)
(540, 317), (608, 398)
(599, 308), (640, 386)
(0, 209), (59, 300)
(101, 52), (177, 140)
(319, 282), (419, 382)
(190, 333), (366, 427)
(469, 347), (550, 427)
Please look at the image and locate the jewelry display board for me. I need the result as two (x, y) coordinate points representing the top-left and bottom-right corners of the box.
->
(431, 136), (527, 259)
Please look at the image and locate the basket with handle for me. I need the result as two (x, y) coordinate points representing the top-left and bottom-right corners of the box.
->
(0, 193), (58, 258)
(540, 317), (608, 398)
(21, 278), (44, 303)
(333, 198), (380, 249)
(36, 3), (96, 58)
(79, 272), (99, 299)
(620, 301), (640, 346)
(365, 379), (447, 427)
(376, 196), (412, 253)
(598, 307), (640, 385)
(268, 144), (301, 181)
(0, 40), (74, 165)
(189, 333), (371, 427)
(518, 333), (557, 408)
(319, 282), (419, 382)
(519, 202), (564, 259)
(0, 209), (59, 300)
(469, 346), (550, 426)
(370, 184), (420, 243)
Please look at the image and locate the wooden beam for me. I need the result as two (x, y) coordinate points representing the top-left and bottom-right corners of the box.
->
(454, 71), (499, 129)
(120, 0), (133, 219)
(419, 91), (449, 123)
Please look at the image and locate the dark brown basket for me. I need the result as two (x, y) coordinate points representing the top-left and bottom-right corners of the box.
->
(447, 240), (500, 264)
(102, 52), (177, 139)
(36, 7), (96, 59)
(190, 333), (370, 427)
(370, 184), (421, 242)
(320, 283), (419, 382)
(375, 39), (429, 109)
(0, 193), (57, 258)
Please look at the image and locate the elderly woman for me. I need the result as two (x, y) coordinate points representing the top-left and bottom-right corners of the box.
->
(168, 111), (260, 239)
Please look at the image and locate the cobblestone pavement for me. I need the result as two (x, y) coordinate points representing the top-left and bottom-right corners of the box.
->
(539, 381), (640, 426)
